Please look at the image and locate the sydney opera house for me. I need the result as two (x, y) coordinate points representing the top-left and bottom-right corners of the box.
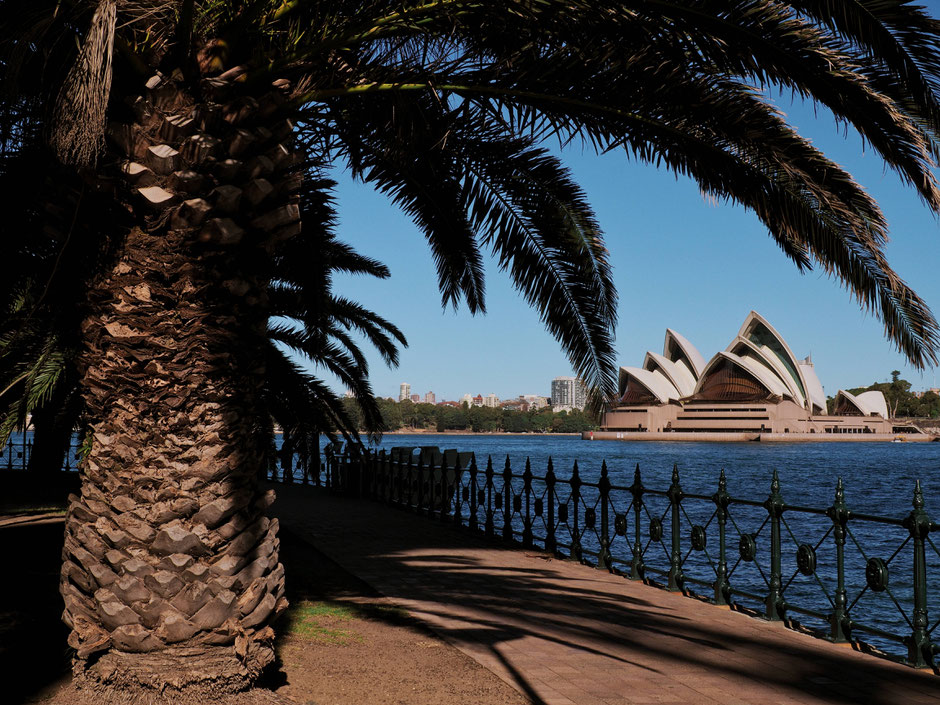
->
(596, 311), (923, 440)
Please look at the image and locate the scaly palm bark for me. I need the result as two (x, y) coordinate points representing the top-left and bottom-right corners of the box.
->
(60, 73), (296, 689)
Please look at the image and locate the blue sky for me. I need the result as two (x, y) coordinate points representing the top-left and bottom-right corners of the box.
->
(321, 89), (940, 402)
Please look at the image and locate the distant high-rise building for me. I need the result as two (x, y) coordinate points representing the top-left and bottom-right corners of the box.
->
(410, 394), (421, 403)
(399, 383), (411, 402)
(484, 393), (499, 408)
(460, 393), (473, 406)
(424, 391), (436, 404)
(551, 377), (588, 410)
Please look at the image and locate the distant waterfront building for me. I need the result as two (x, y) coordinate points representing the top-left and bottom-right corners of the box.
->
(410, 394), (421, 403)
(472, 394), (484, 407)
(425, 391), (436, 404)
(551, 377), (587, 411)
(522, 394), (550, 410)
(399, 383), (411, 402)
(460, 393), (473, 406)
(602, 310), (898, 436)
(484, 393), (499, 408)
(501, 399), (529, 412)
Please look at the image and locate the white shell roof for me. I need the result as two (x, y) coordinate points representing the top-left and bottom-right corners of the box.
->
(694, 351), (792, 400)
(619, 366), (681, 404)
(835, 389), (888, 418)
(643, 352), (697, 397)
(663, 329), (706, 379)
(727, 336), (805, 407)
(800, 362), (827, 415)
(736, 311), (810, 403)
(857, 390), (889, 418)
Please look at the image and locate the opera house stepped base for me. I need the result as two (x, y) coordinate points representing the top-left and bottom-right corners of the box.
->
(589, 311), (933, 443)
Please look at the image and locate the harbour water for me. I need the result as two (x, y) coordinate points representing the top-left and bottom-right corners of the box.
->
(361, 433), (940, 515)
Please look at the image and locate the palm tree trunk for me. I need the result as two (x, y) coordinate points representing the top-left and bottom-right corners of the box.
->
(60, 73), (297, 693)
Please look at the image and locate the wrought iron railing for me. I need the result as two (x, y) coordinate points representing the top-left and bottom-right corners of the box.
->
(315, 447), (940, 670)
(0, 434), (83, 472)
(14, 430), (936, 669)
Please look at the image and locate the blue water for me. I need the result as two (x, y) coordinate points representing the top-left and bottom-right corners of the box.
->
(365, 434), (940, 514)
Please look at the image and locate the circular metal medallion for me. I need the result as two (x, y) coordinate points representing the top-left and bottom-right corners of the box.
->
(584, 508), (596, 529)
(797, 544), (816, 576)
(649, 517), (663, 542)
(614, 513), (627, 536)
(739, 534), (757, 562)
(477, 490), (486, 506)
(691, 525), (707, 551)
(513, 494), (522, 513)
(866, 557), (889, 592)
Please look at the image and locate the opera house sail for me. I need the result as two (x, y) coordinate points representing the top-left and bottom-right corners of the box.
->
(597, 311), (924, 441)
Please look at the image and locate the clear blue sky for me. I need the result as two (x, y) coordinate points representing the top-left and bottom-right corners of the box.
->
(319, 72), (940, 402)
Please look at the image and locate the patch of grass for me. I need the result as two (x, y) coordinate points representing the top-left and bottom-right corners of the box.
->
(1, 505), (67, 517)
(283, 600), (363, 645)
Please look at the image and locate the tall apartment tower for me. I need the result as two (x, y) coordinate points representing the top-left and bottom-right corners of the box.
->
(551, 376), (588, 410)
(424, 391), (436, 404)
(399, 383), (411, 402)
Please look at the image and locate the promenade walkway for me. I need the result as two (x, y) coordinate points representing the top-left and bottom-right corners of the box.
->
(271, 483), (940, 705)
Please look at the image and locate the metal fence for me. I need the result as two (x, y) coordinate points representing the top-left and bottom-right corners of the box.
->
(17, 431), (937, 670)
(318, 446), (940, 670)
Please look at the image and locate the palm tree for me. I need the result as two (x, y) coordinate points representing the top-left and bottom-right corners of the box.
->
(4, 0), (940, 697)
(0, 160), (405, 474)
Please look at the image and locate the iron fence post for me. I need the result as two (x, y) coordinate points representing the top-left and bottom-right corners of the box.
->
(7, 439), (12, 470)
(904, 481), (932, 668)
(485, 456), (495, 537)
(571, 461), (582, 562)
(411, 456), (422, 512)
(764, 469), (786, 621)
(546, 457), (557, 554)
(630, 464), (645, 580)
(379, 450), (388, 500)
(826, 477), (851, 643)
(442, 456), (455, 524)
(713, 469), (731, 605)
(469, 454), (479, 531)
(503, 456), (513, 542)
(599, 461), (611, 571)
(523, 458), (534, 549)
(455, 455), (466, 527)
(667, 464), (683, 592)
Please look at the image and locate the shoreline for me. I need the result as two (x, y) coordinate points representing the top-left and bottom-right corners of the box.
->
(383, 430), (583, 436)
(583, 430), (937, 443)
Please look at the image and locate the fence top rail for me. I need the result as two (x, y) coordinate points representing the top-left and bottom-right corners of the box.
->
(349, 450), (929, 528)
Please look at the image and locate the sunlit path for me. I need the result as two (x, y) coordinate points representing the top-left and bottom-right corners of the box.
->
(272, 483), (940, 705)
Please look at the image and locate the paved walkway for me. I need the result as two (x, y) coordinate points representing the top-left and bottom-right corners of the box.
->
(271, 484), (940, 705)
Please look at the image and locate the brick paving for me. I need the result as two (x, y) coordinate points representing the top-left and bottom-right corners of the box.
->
(271, 484), (940, 705)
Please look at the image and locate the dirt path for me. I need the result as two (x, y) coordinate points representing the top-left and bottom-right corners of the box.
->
(3, 515), (528, 705)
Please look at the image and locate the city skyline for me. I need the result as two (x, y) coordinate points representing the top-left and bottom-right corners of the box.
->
(314, 91), (940, 402)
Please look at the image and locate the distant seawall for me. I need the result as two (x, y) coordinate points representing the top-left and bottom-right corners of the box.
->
(582, 431), (937, 443)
